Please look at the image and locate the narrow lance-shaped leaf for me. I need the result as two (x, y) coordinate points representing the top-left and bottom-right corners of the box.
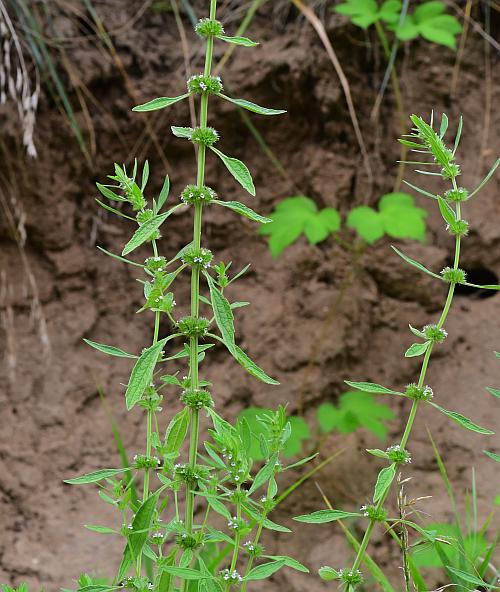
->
(159, 567), (206, 581)
(164, 407), (190, 455)
(445, 566), (491, 587)
(213, 200), (272, 223)
(83, 339), (137, 359)
(483, 450), (500, 462)
(373, 463), (396, 503)
(391, 246), (442, 279)
(64, 467), (126, 485)
(125, 337), (168, 410)
(210, 146), (256, 196)
(96, 182), (127, 202)
(157, 175), (170, 212)
(430, 403), (494, 435)
(217, 34), (258, 47)
(245, 560), (286, 581)
(132, 94), (189, 112)
(249, 453), (278, 494)
(97, 246), (145, 268)
(171, 126), (193, 139)
(468, 158), (499, 198)
(345, 381), (403, 396)
(231, 343), (279, 385)
(205, 273), (236, 348)
(405, 341), (431, 358)
(437, 195), (456, 226)
(218, 94), (286, 116)
(122, 205), (183, 256)
(294, 509), (362, 524)
(128, 492), (160, 561)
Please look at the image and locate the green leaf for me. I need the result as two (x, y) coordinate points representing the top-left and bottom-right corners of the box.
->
(345, 380), (403, 395)
(445, 566), (490, 587)
(77, 587), (120, 592)
(122, 206), (181, 256)
(210, 147), (255, 196)
(132, 94), (189, 112)
(437, 195), (456, 226)
(378, 193), (427, 242)
(469, 158), (499, 198)
(213, 200), (272, 223)
(95, 198), (134, 220)
(171, 126), (193, 139)
(128, 492), (159, 561)
(430, 403), (494, 435)
(125, 338), (167, 410)
(366, 448), (390, 459)
(318, 566), (340, 581)
(486, 387), (500, 398)
(164, 407), (190, 455)
(160, 567), (206, 580)
(317, 402), (342, 433)
(391, 246), (441, 279)
(294, 509), (362, 523)
(245, 560), (286, 581)
(249, 453), (278, 494)
(373, 464), (396, 503)
(347, 206), (385, 243)
(219, 94), (286, 115)
(64, 468), (125, 485)
(225, 342), (279, 385)
(263, 555), (309, 573)
(330, 391), (395, 439)
(96, 182), (126, 202)
(405, 341), (431, 357)
(217, 34), (258, 47)
(84, 524), (118, 534)
(283, 416), (311, 457)
(206, 274), (235, 348)
(96, 246), (145, 268)
(83, 339), (137, 359)
(483, 450), (500, 462)
(439, 113), (449, 138)
(157, 175), (170, 211)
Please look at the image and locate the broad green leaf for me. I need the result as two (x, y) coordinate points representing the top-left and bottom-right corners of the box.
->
(171, 126), (193, 139)
(294, 509), (362, 523)
(219, 94), (286, 115)
(373, 463), (396, 503)
(317, 402), (342, 433)
(122, 206), (182, 256)
(125, 338), (167, 410)
(128, 492), (159, 561)
(483, 450), (500, 462)
(249, 453), (278, 494)
(347, 206), (385, 243)
(317, 207), (341, 232)
(64, 468), (125, 485)
(263, 555), (309, 573)
(318, 566), (340, 581)
(405, 341), (431, 357)
(217, 34), (258, 47)
(213, 200), (271, 223)
(210, 147), (255, 196)
(392, 246), (441, 279)
(160, 566), (206, 580)
(132, 94), (189, 112)
(332, 391), (395, 439)
(206, 273), (235, 348)
(83, 339), (137, 359)
(430, 403), (494, 435)
(164, 407), (190, 455)
(245, 560), (286, 581)
(345, 380), (402, 395)
(284, 416), (311, 457)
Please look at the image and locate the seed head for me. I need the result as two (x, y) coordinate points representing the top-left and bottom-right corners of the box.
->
(441, 163), (461, 180)
(447, 219), (469, 236)
(145, 256), (167, 273)
(180, 388), (213, 410)
(405, 383), (434, 401)
(187, 74), (223, 95)
(181, 184), (217, 205)
(445, 186), (469, 202)
(339, 568), (364, 586)
(195, 18), (224, 38)
(423, 324), (448, 343)
(133, 454), (161, 470)
(441, 267), (466, 284)
(386, 444), (411, 465)
(190, 126), (219, 146)
(359, 504), (388, 522)
(181, 246), (213, 269)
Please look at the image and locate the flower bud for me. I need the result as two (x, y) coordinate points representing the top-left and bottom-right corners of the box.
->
(176, 316), (210, 337)
(195, 18), (224, 38)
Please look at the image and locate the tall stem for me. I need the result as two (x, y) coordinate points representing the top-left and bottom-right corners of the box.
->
(184, 0), (217, 537)
(347, 198), (463, 585)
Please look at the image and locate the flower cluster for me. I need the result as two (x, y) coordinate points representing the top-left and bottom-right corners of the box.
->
(227, 516), (247, 531)
(445, 186), (469, 202)
(441, 163), (461, 180)
(180, 388), (214, 410)
(187, 74), (223, 95)
(181, 247), (213, 269)
(243, 540), (263, 556)
(145, 256), (167, 273)
(175, 531), (201, 550)
(173, 463), (209, 485)
(423, 324), (448, 343)
(181, 184), (217, 205)
(133, 454), (161, 470)
(339, 569), (364, 586)
(195, 17), (224, 38)
(386, 444), (411, 465)
(405, 383), (434, 401)
(137, 209), (160, 240)
(109, 164), (146, 211)
(189, 126), (219, 146)
(447, 219), (469, 237)
(150, 531), (165, 546)
(441, 266), (467, 284)
(360, 504), (388, 522)
(220, 569), (243, 585)
(176, 316), (210, 337)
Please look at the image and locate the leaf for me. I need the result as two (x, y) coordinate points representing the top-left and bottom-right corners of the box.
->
(210, 147), (255, 196)
(171, 126), (193, 139)
(439, 113), (449, 138)
(222, 341), (279, 385)
(328, 392), (395, 440)
(378, 193), (427, 242)
(249, 453), (278, 494)
(391, 246), (441, 279)
(318, 566), (340, 581)
(373, 463), (396, 503)
(469, 158), (499, 198)
(159, 567), (206, 580)
(157, 175), (170, 211)
(122, 206), (181, 256)
(132, 94), (189, 112)
(486, 387), (500, 398)
(483, 450), (500, 462)
(445, 566), (490, 587)
(64, 468), (125, 485)
(213, 200), (271, 223)
(84, 524), (118, 534)
(317, 402), (342, 433)
(245, 560), (286, 581)
(294, 509), (362, 523)
(346, 206), (385, 243)
(164, 407), (190, 455)
(128, 492), (159, 561)
(83, 339), (137, 359)
(430, 403), (494, 435)
(283, 416), (311, 458)
(125, 338), (167, 410)
(96, 182), (126, 202)
(437, 195), (456, 226)
(206, 274), (235, 348)
(263, 555), (309, 573)
(96, 246), (144, 268)
(219, 94), (286, 116)
(405, 341), (431, 358)
(217, 34), (258, 46)
(95, 199), (134, 220)
(345, 380), (403, 395)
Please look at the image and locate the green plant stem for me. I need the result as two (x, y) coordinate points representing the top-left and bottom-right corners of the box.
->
(183, 0), (217, 568)
(347, 199), (463, 588)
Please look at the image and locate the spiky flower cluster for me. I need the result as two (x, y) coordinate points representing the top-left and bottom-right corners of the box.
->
(220, 569), (243, 585)
(339, 569), (363, 585)
(176, 316), (210, 337)
(221, 447), (247, 483)
(447, 219), (469, 237)
(180, 388), (213, 410)
(173, 463), (209, 485)
(187, 74), (223, 95)
(181, 184), (217, 205)
(405, 383), (434, 401)
(423, 324), (448, 343)
(195, 17), (224, 38)
(386, 444), (411, 465)
(243, 541), (263, 556)
(133, 454), (161, 470)
(181, 247), (213, 269)
(227, 516), (247, 531)
(441, 163), (461, 180)
(441, 266), (466, 284)
(445, 186), (469, 202)
(360, 505), (388, 522)
(189, 126), (219, 146)
(150, 531), (165, 546)
(175, 531), (201, 550)
(145, 256), (167, 273)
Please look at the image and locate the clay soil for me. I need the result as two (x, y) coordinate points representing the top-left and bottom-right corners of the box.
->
(0, 1), (499, 590)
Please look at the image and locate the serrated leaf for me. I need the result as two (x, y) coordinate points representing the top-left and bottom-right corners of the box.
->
(405, 341), (431, 357)
(219, 94), (286, 115)
(374, 463), (396, 503)
(83, 339), (137, 359)
(64, 468), (125, 485)
(213, 200), (271, 223)
(245, 560), (286, 581)
(344, 380), (403, 395)
(132, 94), (189, 112)
(430, 403), (494, 435)
(210, 147), (255, 196)
(125, 338), (167, 410)
(294, 509), (362, 523)
(217, 34), (258, 46)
